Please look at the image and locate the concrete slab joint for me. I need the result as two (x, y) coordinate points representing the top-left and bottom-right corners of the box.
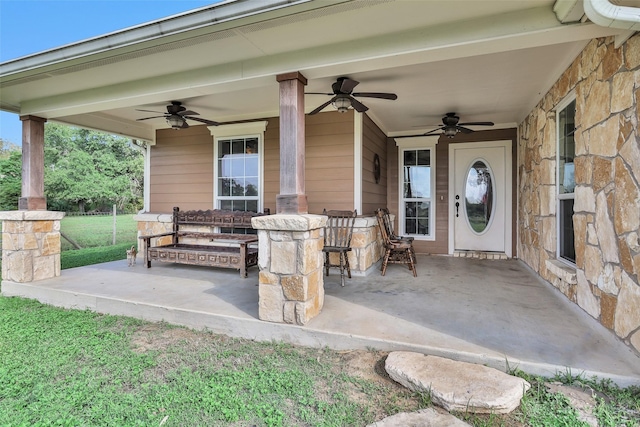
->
(252, 214), (326, 325)
(0, 210), (65, 283)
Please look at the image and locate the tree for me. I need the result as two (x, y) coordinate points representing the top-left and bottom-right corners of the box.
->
(44, 123), (144, 212)
(1, 138), (20, 159)
(46, 149), (108, 212)
(0, 150), (21, 210)
(0, 125), (144, 212)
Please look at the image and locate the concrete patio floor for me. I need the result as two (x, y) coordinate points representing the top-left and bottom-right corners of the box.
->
(2, 255), (639, 386)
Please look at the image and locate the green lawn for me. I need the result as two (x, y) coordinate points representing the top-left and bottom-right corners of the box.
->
(60, 214), (138, 251)
(0, 298), (427, 426)
(58, 214), (137, 268)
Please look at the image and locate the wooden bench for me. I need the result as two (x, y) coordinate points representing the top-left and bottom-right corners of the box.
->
(140, 207), (268, 278)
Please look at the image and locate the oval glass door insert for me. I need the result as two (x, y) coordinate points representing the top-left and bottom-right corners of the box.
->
(465, 160), (494, 233)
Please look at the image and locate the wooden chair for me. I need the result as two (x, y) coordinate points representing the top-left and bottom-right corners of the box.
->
(377, 208), (414, 243)
(376, 208), (417, 277)
(322, 209), (357, 286)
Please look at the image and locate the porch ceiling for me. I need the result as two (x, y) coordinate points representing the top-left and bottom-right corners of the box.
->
(0, 0), (627, 141)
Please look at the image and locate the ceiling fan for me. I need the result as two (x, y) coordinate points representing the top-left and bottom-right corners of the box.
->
(406, 112), (494, 138)
(136, 101), (219, 129)
(306, 77), (397, 115)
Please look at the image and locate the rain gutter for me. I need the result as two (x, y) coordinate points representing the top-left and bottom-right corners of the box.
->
(583, 0), (640, 30)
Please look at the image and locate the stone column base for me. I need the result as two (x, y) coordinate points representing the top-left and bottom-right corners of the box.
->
(252, 214), (326, 325)
(1, 210), (65, 282)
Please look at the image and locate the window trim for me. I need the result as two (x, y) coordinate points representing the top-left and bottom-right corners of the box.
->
(395, 137), (438, 241)
(555, 94), (576, 266)
(210, 121), (267, 212)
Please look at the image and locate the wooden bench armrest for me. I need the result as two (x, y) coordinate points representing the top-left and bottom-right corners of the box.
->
(139, 232), (176, 241)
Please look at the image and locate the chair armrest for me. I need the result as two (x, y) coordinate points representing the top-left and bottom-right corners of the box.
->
(391, 234), (414, 242)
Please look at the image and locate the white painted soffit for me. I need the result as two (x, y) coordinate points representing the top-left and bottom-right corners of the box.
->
(14, 6), (617, 120)
(53, 112), (157, 143)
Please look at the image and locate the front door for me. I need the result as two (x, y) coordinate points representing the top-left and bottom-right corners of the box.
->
(450, 140), (512, 255)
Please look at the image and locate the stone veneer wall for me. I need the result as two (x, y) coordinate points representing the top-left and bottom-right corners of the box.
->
(134, 213), (174, 249)
(344, 216), (384, 276)
(1, 211), (65, 283)
(518, 35), (640, 353)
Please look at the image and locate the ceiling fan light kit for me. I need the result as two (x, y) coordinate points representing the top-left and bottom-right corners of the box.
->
(444, 126), (458, 137)
(167, 115), (185, 129)
(332, 96), (352, 113)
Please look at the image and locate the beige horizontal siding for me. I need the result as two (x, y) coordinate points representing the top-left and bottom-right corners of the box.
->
(149, 126), (214, 212)
(362, 114), (387, 216)
(148, 112), (356, 215)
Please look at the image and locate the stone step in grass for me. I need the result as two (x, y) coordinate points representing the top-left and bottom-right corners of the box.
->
(366, 408), (471, 426)
(385, 351), (531, 414)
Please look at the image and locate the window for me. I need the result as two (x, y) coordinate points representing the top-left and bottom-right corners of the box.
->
(217, 136), (260, 213)
(557, 97), (576, 263)
(397, 141), (436, 239)
(214, 136), (260, 234)
(212, 121), (267, 215)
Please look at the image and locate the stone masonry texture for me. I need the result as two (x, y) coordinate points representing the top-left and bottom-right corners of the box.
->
(518, 35), (640, 353)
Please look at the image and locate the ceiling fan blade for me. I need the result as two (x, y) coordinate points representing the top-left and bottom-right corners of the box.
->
(458, 121), (494, 126)
(136, 116), (166, 121)
(178, 110), (199, 116)
(305, 92), (334, 96)
(308, 98), (335, 115)
(352, 92), (398, 100)
(339, 77), (359, 93)
(184, 116), (219, 126)
(349, 96), (369, 113)
(456, 126), (474, 134)
(136, 109), (166, 114)
(423, 127), (445, 135)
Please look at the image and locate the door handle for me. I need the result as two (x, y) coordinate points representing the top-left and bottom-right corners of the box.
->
(455, 195), (460, 217)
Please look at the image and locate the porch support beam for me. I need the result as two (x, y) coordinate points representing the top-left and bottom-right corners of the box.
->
(276, 72), (308, 214)
(19, 115), (47, 211)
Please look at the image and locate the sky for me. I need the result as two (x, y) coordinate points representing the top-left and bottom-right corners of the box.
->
(0, 0), (218, 146)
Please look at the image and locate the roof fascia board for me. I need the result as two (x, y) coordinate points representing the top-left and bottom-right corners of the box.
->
(0, 0), (348, 77)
